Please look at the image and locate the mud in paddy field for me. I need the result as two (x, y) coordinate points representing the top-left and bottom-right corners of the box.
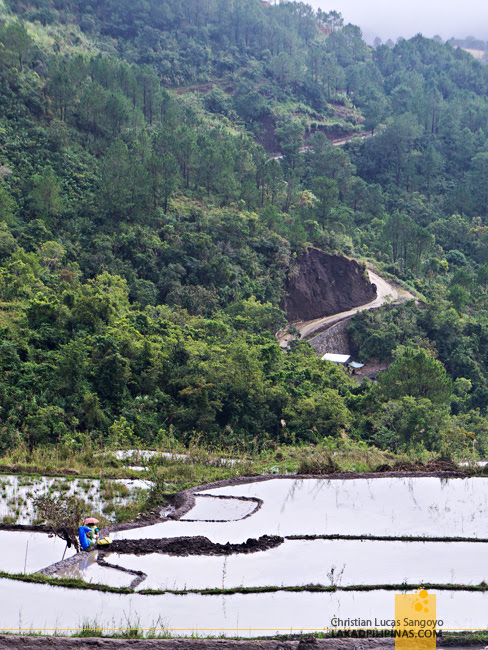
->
(0, 637), (417, 649)
(0, 638), (480, 650)
(107, 534), (283, 556)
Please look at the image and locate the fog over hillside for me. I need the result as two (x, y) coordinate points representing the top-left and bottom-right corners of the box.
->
(307, 0), (488, 42)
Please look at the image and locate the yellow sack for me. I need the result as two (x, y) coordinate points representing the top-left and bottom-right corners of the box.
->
(97, 536), (112, 546)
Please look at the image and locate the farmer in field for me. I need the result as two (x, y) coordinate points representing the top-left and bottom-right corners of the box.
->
(78, 516), (112, 550)
(85, 517), (99, 541)
(78, 517), (99, 551)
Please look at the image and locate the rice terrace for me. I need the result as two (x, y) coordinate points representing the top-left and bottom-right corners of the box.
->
(2, 450), (488, 640)
(3, 0), (488, 645)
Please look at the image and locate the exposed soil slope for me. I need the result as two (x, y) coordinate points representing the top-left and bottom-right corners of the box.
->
(297, 270), (400, 339)
(278, 269), (412, 348)
(280, 248), (376, 322)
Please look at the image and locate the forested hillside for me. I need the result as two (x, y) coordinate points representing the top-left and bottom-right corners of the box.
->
(1, 0), (488, 460)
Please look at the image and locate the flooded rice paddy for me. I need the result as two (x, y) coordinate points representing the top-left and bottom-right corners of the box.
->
(113, 449), (237, 468)
(0, 475), (150, 525)
(55, 552), (134, 589)
(118, 476), (488, 542)
(0, 531), (76, 573)
(180, 495), (259, 521)
(1, 579), (488, 635)
(2, 474), (488, 635)
(95, 539), (488, 591)
(114, 450), (189, 463)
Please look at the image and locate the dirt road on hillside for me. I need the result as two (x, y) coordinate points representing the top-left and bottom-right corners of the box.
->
(331, 132), (373, 147)
(278, 271), (412, 348)
(270, 132), (374, 159)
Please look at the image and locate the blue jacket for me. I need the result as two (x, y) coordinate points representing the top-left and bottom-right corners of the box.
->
(78, 525), (94, 551)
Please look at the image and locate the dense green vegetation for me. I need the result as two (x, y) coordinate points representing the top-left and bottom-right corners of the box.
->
(1, 0), (488, 460)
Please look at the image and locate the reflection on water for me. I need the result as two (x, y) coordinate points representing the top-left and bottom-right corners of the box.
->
(0, 531), (76, 573)
(0, 475), (150, 525)
(4, 476), (488, 635)
(54, 550), (99, 580)
(119, 476), (488, 543)
(99, 538), (488, 591)
(181, 495), (258, 521)
(1, 578), (487, 635)
(113, 450), (238, 467)
(54, 551), (133, 588)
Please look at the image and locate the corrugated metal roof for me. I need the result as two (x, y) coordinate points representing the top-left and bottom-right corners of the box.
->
(322, 353), (351, 363)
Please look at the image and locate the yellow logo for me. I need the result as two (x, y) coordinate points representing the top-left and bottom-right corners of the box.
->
(395, 590), (437, 650)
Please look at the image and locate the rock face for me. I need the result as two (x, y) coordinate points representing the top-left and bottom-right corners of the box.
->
(281, 248), (376, 321)
(308, 318), (352, 356)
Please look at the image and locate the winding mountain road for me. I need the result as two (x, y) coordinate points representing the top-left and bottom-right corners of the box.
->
(278, 270), (412, 348)
(270, 132), (374, 160)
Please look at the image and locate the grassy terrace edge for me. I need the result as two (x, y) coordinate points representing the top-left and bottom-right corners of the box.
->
(286, 534), (488, 542)
(2, 440), (487, 480)
(2, 571), (488, 596)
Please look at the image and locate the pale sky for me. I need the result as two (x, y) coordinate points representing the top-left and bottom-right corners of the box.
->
(305, 0), (488, 43)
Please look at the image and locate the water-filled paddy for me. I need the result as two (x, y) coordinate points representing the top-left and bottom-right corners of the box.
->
(180, 495), (259, 521)
(114, 450), (188, 462)
(3, 475), (488, 635)
(0, 578), (486, 635)
(119, 476), (488, 542)
(96, 539), (488, 591)
(0, 475), (150, 525)
(0, 531), (76, 573)
(460, 460), (488, 467)
(54, 551), (134, 588)
(113, 450), (237, 467)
